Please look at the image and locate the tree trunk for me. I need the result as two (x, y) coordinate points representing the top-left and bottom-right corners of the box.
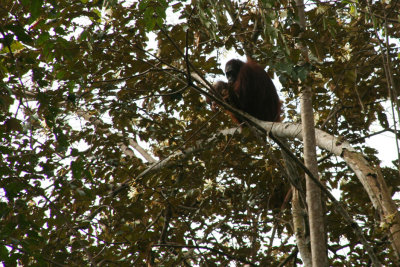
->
(292, 187), (312, 266)
(296, 0), (328, 265)
(300, 86), (328, 266)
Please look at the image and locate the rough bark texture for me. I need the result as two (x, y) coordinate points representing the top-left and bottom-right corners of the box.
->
(292, 188), (312, 266)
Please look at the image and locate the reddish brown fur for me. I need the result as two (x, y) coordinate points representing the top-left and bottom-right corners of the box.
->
(209, 81), (241, 124)
(212, 59), (281, 123)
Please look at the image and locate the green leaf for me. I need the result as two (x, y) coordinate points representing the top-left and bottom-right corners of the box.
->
(138, 0), (149, 11)
(71, 160), (83, 179)
(144, 6), (156, 31)
(7, 25), (33, 44)
(30, 0), (44, 21)
(156, 6), (166, 20)
(0, 245), (9, 260)
(36, 32), (50, 45)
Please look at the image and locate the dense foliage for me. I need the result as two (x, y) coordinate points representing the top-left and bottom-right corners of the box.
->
(1, 0), (399, 265)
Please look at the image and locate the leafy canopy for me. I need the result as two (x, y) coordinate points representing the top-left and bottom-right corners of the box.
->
(0, 0), (399, 265)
